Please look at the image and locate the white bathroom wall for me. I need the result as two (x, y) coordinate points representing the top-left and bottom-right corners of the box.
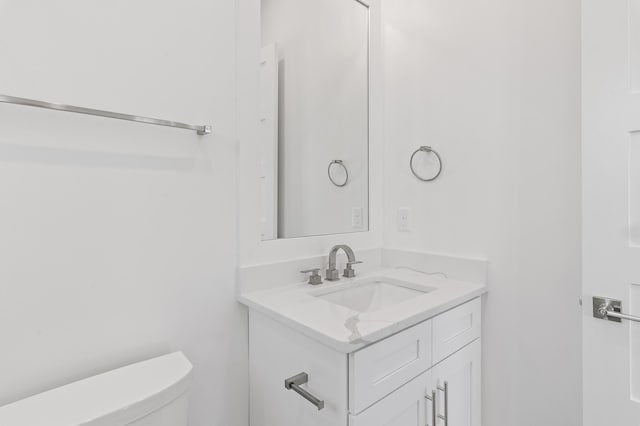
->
(0, 2), (246, 426)
(382, 0), (582, 425)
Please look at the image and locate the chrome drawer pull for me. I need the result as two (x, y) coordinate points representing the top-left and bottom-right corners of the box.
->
(284, 372), (325, 410)
(425, 390), (437, 426)
(437, 382), (449, 426)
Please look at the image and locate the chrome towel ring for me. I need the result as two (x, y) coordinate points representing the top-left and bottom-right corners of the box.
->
(410, 146), (443, 182)
(328, 160), (349, 187)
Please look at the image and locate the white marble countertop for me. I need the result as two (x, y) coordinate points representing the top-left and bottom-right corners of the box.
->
(238, 268), (487, 353)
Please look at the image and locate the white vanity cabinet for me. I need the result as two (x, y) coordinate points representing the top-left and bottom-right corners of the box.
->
(249, 297), (482, 426)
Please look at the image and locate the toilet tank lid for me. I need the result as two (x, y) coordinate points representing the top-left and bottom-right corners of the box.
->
(0, 352), (193, 426)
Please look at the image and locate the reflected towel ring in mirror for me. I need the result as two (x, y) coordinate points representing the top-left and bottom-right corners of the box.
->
(410, 146), (443, 182)
(328, 160), (349, 187)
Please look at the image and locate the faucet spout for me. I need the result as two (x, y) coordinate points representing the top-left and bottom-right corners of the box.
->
(326, 245), (357, 281)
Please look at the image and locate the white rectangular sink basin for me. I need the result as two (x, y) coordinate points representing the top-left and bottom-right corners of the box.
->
(314, 278), (432, 313)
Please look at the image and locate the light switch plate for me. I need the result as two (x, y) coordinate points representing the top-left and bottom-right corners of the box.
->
(352, 207), (364, 229)
(398, 208), (411, 232)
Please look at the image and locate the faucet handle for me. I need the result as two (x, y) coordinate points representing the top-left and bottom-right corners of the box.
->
(343, 261), (364, 278)
(301, 268), (323, 285)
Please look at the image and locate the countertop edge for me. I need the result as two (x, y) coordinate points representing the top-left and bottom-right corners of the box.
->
(238, 286), (488, 353)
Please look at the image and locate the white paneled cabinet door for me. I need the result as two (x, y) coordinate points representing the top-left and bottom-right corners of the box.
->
(349, 371), (433, 426)
(432, 340), (481, 426)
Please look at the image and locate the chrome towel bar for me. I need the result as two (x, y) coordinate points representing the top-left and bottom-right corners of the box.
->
(0, 94), (212, 135)
(593, 296), (640, 323)
(284, 372), (325, 410)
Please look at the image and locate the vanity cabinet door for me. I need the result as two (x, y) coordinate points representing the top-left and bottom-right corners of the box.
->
(432, 298), (481, 364)
(349, 370), (432, 426)
(432, 339), (481, 426)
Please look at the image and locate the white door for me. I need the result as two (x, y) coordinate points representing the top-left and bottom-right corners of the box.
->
(349, 371), (433, 426)
(583, 0), (640, 426)
(583, 1), (640, 424)
(432, 340), (481, 426)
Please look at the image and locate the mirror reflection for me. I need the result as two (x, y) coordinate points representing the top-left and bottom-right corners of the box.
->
(259, 0), (370, 240)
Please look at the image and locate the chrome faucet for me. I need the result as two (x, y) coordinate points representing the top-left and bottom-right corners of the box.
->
(326, 245), (363, 281)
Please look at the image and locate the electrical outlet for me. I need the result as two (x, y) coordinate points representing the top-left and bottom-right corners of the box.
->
(398, 208), (411, 232)
(352, 207), (364, 229)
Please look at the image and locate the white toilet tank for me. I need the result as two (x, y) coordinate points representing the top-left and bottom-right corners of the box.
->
(0, 352), (193, 426)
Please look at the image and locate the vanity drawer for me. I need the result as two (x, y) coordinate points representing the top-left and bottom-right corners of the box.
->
(432, 297), (481, 364)
(349, 321), (431, 414)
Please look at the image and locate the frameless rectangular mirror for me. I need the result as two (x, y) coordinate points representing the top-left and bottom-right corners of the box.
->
(259, 0), (370, 240)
